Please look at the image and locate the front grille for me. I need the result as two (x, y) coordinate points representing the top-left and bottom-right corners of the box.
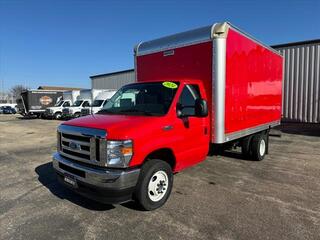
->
(62, 108), (70, 114)
(81, 108), (90, 116)
(57, 125), (107, 167)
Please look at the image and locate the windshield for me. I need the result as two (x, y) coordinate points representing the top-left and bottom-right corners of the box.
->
(72, 100), (83, 107)
(54, 101), (64, 107)
(98, 82), (179, 116)
(92, 100), (104, 107)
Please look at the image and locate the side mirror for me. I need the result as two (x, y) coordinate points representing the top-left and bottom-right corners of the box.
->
(195, 99), (208, 117)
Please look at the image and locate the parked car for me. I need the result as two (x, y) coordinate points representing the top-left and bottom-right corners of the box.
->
(53, 22), (283, 210)
(2, 106), (17, 114)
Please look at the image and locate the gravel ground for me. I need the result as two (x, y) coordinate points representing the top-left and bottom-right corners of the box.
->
(0, 115), (320, 240)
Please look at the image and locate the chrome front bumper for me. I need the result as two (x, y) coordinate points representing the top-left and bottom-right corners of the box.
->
(52, 152), (140, 190)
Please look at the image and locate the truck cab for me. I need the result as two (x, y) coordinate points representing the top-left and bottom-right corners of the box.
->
(46, 90), (80, 119)
(62, 89), (92, 119)
(62, 99), (91, 118)
(53, 80), (209, 210)
(45, 100), (72, 119)
(81, 90), (117, 116)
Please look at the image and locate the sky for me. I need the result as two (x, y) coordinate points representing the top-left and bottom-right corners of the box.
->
(0, 0), (319, 91)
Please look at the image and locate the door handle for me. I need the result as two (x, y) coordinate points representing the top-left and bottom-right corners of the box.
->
(163, 125), (173, 131)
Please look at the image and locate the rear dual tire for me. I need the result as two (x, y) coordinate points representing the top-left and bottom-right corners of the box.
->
(135, 159), (173, 211)
(241, 132), (268, 161)
(251, 134), (267, 161)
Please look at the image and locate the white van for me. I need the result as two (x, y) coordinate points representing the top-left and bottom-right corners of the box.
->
(81, 89), (116, 116)
(45, 90), (80, 119)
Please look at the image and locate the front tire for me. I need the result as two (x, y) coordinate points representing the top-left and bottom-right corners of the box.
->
(135, 159), (173, 211)
(54, 112), (62, 120)
(74, 112), (81, 118)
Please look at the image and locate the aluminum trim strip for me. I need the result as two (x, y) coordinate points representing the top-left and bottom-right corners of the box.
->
(224, 120), (280, 142)
(212, 38), (226, 143)
(136, 39), (212, 56)
(135, 22), (281, 57)
(135, 25), (213, 56)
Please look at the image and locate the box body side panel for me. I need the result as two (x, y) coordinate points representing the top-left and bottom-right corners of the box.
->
(136, 41), (213, 135)
(225, 28), (283, 134)
(28, 92), (63, 112)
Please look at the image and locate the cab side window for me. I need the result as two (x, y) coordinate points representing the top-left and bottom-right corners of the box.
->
(178, 85), (201, 116)
(82, 101), (90, 107)
(63, 102), (70, 107)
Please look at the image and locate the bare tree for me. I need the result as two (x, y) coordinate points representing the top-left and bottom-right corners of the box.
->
(10, 85), (30, 99)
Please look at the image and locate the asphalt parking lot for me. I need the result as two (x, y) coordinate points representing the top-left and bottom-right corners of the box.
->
(0, 115), (320, 240)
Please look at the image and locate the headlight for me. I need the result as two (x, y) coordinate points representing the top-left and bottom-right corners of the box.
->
(106, 140), (133, 168)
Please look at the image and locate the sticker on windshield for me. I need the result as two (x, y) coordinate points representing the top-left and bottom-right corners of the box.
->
(162, 81), (178, 89)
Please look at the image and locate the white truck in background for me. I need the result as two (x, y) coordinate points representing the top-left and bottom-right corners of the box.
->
(62, 89), (92, 118)
(45, 90), (80, 119)
(81, 89), (116, 116)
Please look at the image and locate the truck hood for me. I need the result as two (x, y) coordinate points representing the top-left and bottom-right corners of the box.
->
(62, 114), (167, 139)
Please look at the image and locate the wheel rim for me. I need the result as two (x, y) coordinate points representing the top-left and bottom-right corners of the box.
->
(56, 114), (61, 119)
(148, 170), (169, 202)
(259, 139), (266, 156)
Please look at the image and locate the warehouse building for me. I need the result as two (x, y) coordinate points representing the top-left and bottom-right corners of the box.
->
(90, 69), (135, 90)
(272, 39), (320, 123)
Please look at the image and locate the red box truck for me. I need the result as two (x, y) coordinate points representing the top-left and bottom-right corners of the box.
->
(53, 22), (283, 210)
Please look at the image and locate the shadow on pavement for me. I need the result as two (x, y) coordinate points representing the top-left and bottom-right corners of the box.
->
(219, 150), (256, 161)
(35, 162), (115, 211)
(35, 162), (142, 211)
(277, 123), (320, 137)
(16, 116), (38, 120)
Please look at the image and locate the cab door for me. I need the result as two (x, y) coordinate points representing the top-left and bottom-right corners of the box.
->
(173, 84), (210, 170)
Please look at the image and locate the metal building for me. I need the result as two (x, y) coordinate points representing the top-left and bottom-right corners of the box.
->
(272, 39), (320, 123)
(90, 69), (135, 90)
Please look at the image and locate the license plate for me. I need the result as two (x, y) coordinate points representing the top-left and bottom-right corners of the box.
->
(64, 175), (77, 187)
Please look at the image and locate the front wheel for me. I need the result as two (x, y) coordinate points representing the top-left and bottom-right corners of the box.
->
(54, 112), (62, 120)
(135, 159), (173, 211)
(74, 112), (81, 118)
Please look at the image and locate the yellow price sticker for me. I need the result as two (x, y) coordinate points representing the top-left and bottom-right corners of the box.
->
(162, 81), (178, 89)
